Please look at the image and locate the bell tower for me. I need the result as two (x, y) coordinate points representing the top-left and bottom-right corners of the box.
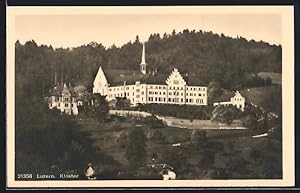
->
(140, 42), (147, 74)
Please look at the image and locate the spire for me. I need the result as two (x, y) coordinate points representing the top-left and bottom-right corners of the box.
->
(141, 42), (146, 65)
(140, 42), (147, 74)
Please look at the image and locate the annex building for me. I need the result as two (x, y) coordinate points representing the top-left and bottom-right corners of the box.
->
(93, 43), (208, 107)
(213, 91), (246, 111)
(48, 83), (79, 115)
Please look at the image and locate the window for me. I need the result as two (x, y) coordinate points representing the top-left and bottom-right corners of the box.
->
(199, 88), (201, 91)
(65, 103), (69, 107)
(71, 104), (73, 107)
(136, 89), (140, 92)
(159, 86), (161, 89)
(181, 98), (183, 102)
(199, 93), (202, 96)
(186, 99), (189, 102)
(173, 80), (179, 84)
(58, 103), (60, 107)
(168, 98), (171, 102)
(141, 91), (144, 95)
(190, 99), (193, 103)
(65, 97), (69, 102)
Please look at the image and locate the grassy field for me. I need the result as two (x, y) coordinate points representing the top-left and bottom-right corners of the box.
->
(257, 72), (281, 85)
(73, 114), (281, 179)
(219, 85), (282, 115)
(239, 85), (282, 115)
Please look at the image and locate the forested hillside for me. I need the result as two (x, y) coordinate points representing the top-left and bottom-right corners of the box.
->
(15, 29), (281, 97)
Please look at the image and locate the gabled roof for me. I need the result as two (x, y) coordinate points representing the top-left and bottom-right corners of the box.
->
(101, 67), (205, 87)
(212, 90), (246, 103)
(49, 84), (77, 97)
(212, 90), (236, 103)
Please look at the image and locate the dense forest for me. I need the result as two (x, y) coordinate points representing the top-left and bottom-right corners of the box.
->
(15, 29), (281, 98)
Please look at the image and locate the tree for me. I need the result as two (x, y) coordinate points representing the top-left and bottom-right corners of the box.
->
(84, 94), (109, 122)
(207, 81), (223, 103)
(191, 130), (208, 148)
(125, 128), (147, 169)
(161, 147), (187, 175)
(115, 97), (131, 109)
(211, 105), (242, 124)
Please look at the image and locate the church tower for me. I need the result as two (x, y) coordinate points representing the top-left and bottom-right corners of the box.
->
(140, 42), (147, 74)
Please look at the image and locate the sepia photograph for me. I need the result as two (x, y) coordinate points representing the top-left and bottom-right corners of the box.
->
(6, 5), (294, 188)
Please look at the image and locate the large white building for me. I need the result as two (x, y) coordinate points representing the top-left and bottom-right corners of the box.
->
(93, 43), (208, 107)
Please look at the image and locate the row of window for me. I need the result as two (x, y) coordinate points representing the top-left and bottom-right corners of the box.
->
(108, 85), (206, 92)
(149, 91), (166, 95)
(148, 97), (167, 102)
(56, 103), (75, 108)
(53, 97), (76, 102)
(147, 97), (204, 104)
(148, 85), (167, 89)
(108, 91), (206, 99)
(233, 98), (243, 101)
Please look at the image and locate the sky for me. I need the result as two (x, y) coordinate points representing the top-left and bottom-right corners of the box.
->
(15, 13), (281, 48)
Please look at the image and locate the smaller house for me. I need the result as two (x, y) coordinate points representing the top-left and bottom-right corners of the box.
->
(48, 83), (79, 115)
(213, 91), (245, 111)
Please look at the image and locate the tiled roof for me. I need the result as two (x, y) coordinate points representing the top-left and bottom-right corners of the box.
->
(102, 68), (205, 87)
(212, 90), (235, 103)
(49, 84), (77, 96)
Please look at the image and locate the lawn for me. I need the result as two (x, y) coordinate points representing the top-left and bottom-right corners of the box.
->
(257, 72), (281, 85)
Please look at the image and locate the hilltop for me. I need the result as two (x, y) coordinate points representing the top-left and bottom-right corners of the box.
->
(15, 29), (281, 98)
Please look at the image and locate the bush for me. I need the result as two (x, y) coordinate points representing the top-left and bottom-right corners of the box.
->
(211, 105), (242, 124)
